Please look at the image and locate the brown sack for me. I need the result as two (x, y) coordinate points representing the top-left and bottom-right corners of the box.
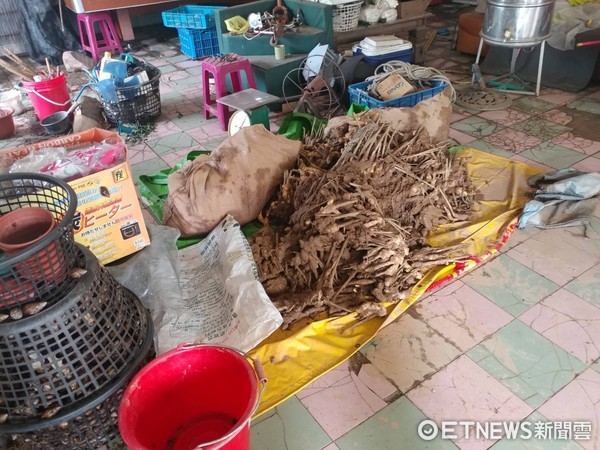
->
(163, 125), (302, 237)
(325, 87), (452, 143)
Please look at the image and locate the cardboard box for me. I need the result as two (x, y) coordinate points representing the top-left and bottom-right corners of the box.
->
(4, 128), (150, 265)
(376, 74), (415, 100)
(397, 0), (430, 18)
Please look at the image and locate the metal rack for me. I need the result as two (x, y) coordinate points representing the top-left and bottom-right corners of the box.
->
(473, 0), (555, 96)
(474, 39), (547, 96)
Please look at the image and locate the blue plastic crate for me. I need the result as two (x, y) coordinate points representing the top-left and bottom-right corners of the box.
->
(353, 47), (413, 67)
(177, 28), (220, 59)
(348, 79), (448, 109)
(162, 5), (224, 29)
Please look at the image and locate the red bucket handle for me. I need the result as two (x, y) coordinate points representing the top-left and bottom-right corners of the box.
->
(19, 86), (71, 107)
(19, 83), (91, 107)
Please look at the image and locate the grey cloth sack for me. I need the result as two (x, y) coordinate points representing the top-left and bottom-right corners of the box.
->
(518, 168), (600, 229)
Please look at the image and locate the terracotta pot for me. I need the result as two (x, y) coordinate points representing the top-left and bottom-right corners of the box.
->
(0, 207), (55, 253)
(0, 207), (66, 283)
(0, 107), (15, 140)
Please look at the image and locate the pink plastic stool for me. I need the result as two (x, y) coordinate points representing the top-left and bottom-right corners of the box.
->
(202, 54), (256, 131)
(77, 12), (123, 61)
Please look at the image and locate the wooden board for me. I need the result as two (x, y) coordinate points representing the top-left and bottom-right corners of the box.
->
(64, 0), (181, 13)
(65, 0), (253, 40)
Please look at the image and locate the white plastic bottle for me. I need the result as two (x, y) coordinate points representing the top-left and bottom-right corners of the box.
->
(98, 52), (113, 80)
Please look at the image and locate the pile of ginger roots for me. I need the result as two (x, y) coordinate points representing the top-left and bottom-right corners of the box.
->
(249, 118), (475, 329)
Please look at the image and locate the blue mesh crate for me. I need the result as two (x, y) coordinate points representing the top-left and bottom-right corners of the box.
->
(177, 28), (220, 59)
(162, 5), (224, 29)
(348, 79), (448, 109)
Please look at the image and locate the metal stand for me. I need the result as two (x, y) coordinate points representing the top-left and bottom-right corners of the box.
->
(473, 38), (546, 96)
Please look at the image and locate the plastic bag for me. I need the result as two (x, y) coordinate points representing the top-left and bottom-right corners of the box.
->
(375, 0), (399, 9)
(109, 217), (283, 355)
(360, 5), (381, 24)
(518, 169), (600, 228)
(39, 138), (127, 182)
(549, 0), (600, 50)
(9, 147), (68, 174)
(106, 224), (182, 353)
(167, 215), (283, 354)
(380, 8), (398, 22)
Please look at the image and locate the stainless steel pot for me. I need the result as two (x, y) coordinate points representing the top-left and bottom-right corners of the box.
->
(482, 0), (556, 47)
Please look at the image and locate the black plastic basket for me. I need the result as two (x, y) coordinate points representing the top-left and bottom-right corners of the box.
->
(0, 173), (78, 311)
(3, 303), (154, 450)
(0, 246), (150, 423)
(99, 64), (162, 126)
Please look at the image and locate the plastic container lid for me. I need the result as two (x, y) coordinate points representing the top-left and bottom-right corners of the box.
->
(353, 43), (412, 57)
(358, 37), (413, 55)
(362, 35), (409, 47)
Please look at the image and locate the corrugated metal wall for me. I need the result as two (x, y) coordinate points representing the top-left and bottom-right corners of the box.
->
(0, 0), (25, 55)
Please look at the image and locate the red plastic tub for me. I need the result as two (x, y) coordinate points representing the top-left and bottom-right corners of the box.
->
(21, 74), (71, 120)
(119, 344), (266, 450)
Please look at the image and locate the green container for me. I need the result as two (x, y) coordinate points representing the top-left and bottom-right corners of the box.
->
(347, 103), (370, 115)
(214, 0), (333, 56)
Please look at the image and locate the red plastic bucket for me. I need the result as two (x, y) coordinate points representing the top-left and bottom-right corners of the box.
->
(21, 74), (71, 120)
(119, 344), (266, 450)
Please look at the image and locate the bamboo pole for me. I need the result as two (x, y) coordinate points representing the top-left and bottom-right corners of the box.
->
(0, 58), (33, 81)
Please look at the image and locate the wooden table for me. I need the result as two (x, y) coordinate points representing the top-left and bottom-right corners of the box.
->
(334, 13), (434, 64)
(64, 0), (187, 41)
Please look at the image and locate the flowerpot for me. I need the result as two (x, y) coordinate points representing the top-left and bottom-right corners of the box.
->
(0, 207), (55, 253)
(0, 107), (15, 140)
(0, 207), (67, 284)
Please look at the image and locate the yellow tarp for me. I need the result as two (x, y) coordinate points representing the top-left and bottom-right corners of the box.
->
(249, 148), (543, 415)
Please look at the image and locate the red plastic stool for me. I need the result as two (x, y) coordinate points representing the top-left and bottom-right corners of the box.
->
(202, 54), (256, 131)
(77, 12), (123, 61)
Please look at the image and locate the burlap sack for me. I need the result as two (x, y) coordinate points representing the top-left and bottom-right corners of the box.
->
(326, 87), (452, 143)
(163, 125), (302, 237)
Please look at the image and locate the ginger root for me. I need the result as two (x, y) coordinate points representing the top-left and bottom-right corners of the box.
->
(250, 121), (474, 328)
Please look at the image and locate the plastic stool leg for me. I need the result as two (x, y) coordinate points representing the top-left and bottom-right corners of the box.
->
(230, 72), (242, 93)
(214, 72), (231, 129)
(216, 103), (229, 131)
(77, 18), (87, 51)
(202, 69), (213, 119)
(98, 20), (110, 48)
(106, 16), (124, 52)
(85, 19), (100, 61)
(244, 68), (256, 89)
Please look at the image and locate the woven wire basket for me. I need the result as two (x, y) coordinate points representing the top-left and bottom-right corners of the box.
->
(0, 246), (150, 423)
(98, 64), (162, 126)
(332, 1), (363, 32)
(3, 306), (154, 450)
(0, 174), (78, 311)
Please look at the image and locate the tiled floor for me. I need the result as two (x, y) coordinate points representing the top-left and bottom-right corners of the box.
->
(2, 4), (600, 450)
